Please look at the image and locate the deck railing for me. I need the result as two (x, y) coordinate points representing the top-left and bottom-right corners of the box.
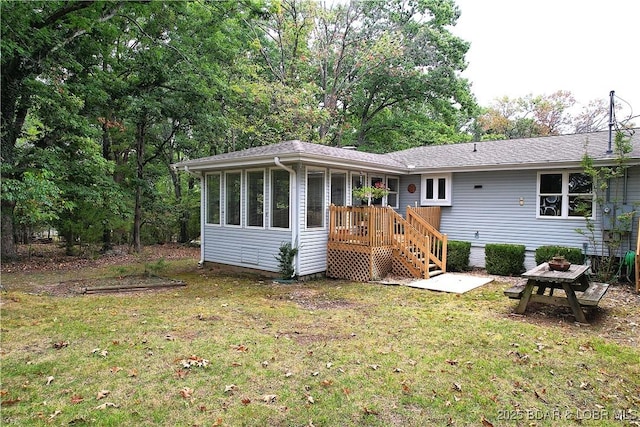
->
(328, 205), (447, 279)
(328, 206), (393, 247)
(406, 206), (441, 230)
(406, 206), (447, 273)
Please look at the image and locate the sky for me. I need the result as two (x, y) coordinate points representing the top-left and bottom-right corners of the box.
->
(451, 0), (639, 121)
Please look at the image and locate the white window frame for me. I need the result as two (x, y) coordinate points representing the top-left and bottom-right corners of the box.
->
(205, 173), (221, 226)
(329, 170), (347, 207)
(421, 173), (452, 206)
(306, 168), (326, 229)
(537, 171), (594, 219)
(351, 172), (366, 206)
(245, 169), (265, 228)
(270, 168), (291, 229)
(224, 171), (243, 227)
(386, 176), (399, 209)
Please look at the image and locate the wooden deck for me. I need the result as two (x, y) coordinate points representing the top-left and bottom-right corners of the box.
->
(327, 205), (446, 281)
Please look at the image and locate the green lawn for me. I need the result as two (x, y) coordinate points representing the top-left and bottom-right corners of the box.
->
(1, 259), (638, 426)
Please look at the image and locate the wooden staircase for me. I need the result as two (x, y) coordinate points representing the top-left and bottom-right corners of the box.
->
(388, 207), (447, 279)
(327, 205), (446, 281)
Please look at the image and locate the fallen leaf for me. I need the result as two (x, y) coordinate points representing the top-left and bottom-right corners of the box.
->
(481, 417), (494, 427)
(53, 341), (69, 349)
(285, 372), (293, 377)
(363, 407), (379, 415)
(49, 410), (61, 419)
(212, 418), (223, 426)
(321, 380), (333, 387)
(95, 402), (119, 410)
(71, 395), (84, 404)
(1, 397), (21, 406)
(241, 398), (251, 405)
(46, 376), (54, 385)
(446, 359), (459, 366)
(453, 382), (462, 392)
(175, 369), (188, 379)
(262, 360), (269, 367)
(262, 394), (277, 403)
(342, 388), (350, 396)
(179, 387), (193, 399)
(96, 390), (110, 400)
(165, 334), (175, 341)
(394, 367), (404, 373)
(128, 369), (138, 378)
(224, 384), (237, 393)
(326, 362), (333, 369)
(368, 364), (379, 370)
(307, 395), (315, 404)
(110, 366), (122, 374)
(402, 383), (411, 394)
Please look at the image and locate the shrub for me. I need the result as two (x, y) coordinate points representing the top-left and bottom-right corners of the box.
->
(447, 240), (471, 272)
(485, 243), (525, 276)
(275, 242), (298, 279)
(535, 245), (584, 265)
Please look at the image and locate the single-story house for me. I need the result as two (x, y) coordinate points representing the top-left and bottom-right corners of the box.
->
(172, 129), (639, 279)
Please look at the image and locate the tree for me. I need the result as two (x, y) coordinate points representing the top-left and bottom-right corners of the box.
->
(1, 1), (122, 258)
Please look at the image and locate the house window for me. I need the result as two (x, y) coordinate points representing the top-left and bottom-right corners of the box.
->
(370, 176), (384, 205)
(386, 177), (399, 208)
(330, 172), (346, 206)
(206, 173), (221, 225)
(271, 169), (290, 228)
(538, 171), (593, 218)
(351, 173), (365, 205)
(225, 172), (241, 226)
(247, 170), (264, 227)
(421, 173), (452, 206)
(307, 170), (325, 228)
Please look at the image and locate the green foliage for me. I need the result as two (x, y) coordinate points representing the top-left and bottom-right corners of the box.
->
(576, 130), (637, 282)
(485, 243), (526, 276)
(535, 245), (584, 265)
(275, 241), (298, 279)
(447, 240), (471, 272)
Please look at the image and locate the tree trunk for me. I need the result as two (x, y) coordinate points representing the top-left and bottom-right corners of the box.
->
(132, 121), (145, 253)
(101, 121), (113, 251)
(169, 166), (188, 243)
(1, 200), (17, 259)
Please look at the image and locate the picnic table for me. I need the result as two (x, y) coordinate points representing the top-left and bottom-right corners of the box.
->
(504, 263), (609, 323)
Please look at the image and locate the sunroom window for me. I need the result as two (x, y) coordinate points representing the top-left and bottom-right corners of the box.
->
(307, 170), (325, 228)
(271, 169), (290, 228)
(206, 173), (220, 225)
(225, 172), (241, 226)
(247, 170), (264, 227)
(386, 177), (399, 208)
(538, 171), (593, 218)
(330, 172), (346, 206)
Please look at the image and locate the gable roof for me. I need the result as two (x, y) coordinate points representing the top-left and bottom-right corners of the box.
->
(172, 140), (405, 173)
(391, 129), (640, 173)
(173, 129), (640, 174)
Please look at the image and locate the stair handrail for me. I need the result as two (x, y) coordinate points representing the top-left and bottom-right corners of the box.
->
(387, 208), (432, 278)
(406, 206), (447, 273)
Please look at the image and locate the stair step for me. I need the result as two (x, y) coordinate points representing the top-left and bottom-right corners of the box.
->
(428, 270), (444, 277)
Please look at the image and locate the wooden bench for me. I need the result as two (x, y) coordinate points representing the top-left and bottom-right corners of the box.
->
(504, 282), (610, 307)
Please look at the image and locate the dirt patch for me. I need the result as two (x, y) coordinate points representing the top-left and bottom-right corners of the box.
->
(280, 287), (356, 310)
(20, 275), (186, 297)
(1, 243), (200, 274)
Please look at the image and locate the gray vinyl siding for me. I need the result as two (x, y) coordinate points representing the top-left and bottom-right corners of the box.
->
(297, 165), (331, 276)
(202, 226), (292, 272)
(437, 168), (639, 269)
